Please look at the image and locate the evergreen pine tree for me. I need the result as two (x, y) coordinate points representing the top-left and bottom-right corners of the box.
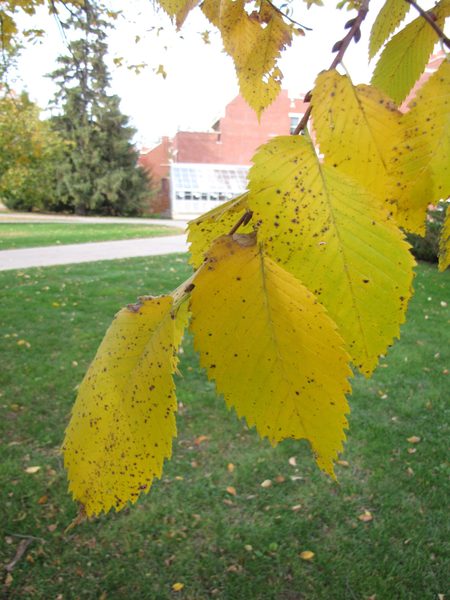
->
(49, 1), (150, 215)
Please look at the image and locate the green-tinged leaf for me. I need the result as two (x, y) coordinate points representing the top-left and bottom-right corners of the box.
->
(201, 0), (295, 116)
(187, 194), (252, 267)
(248, 135), (415, 376)
(439, 204), (450, 270)
(388, 60), (450, 234)
(369, 0), (410, 59)
(190, 234), (351, 476)
(63, 296), (189, 516)
(371, 2), (446, 105)
(312, 70), (401, 206)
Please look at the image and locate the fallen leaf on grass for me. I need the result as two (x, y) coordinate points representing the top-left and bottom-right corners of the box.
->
(227, 463), (235, 473)
(226, 486), (237, 496)
(226, 564), (242, 573)
(299, 550), (315, 560)
(172, 582), (184, 592)
(337, 460), (349, 467)
(17, 339), (31, 348)
(261, 480), (272, 488)
(24, 466), (41, 474)
(288, 457), (297, 466)
(37, 495), (48, 505)
(275, 475), (285, 483)
(47, 524), (57, 532)
(407, 448), (417, 454)
(357, 510), (373, 522)
(4, 573), (13, 587)
(194, 435), (209, 446)
(407, 436), (421, 444)
(291, 504), (302, 512)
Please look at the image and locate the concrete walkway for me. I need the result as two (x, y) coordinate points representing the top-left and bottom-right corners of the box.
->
(0, 235), (189, 271)
(0, 212), (190, 271)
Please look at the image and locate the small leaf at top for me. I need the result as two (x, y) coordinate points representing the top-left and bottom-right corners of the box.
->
(369, 0), (411, 59)
(201, 0), (295, 116)
(371, 1), (447, 105)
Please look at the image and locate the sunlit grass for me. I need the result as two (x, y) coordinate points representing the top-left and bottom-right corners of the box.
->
(0, 223), (182, 250)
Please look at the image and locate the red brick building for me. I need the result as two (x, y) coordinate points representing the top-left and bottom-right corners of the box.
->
(139, 52), (445, 219)
(139, 90), (308, 218)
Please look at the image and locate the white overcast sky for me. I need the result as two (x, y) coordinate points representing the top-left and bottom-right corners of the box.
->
(12, 0), (444, 147)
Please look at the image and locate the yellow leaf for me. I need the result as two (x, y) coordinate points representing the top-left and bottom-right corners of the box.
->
(187, 193), (251, 268)
(227, 462), (235, 472)
(201, 0), (294, 116)
(389, 61), (450, 234)
(63, 296), (189, 516)
(189, 235), (351, 477)
(312, 70), (401, 206)
(299, 550), (315, 560)
(369, 0), (410, 59)
(439, 204), (450, 271)
(171, 582), (185, 592)
(406, 435), (421, 443)
(226, 485), (237, 496)
(248, 135), (415, 375)
(25, 466), (41, 474)
(358, 510), (374, 522)
(261, 479), (272, 488)
(371, 2), (447, 104)
(158, 0), (199, 29)
(194, 434), (209, 445)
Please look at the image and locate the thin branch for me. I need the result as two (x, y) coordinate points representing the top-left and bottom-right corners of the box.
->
(265, 0), (312, 31)
(293, 0), (370, 135)
(228, 210), (253, 235)
(405, 0), (450, 49)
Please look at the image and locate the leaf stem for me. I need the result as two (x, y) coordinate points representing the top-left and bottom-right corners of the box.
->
(265, 0), (313, 31)
(228, 209), (253, 235)
(405, 0), (450, 49)
(293, 0), (370, 135)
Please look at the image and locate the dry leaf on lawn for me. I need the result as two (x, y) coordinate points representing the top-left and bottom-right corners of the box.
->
(358, 510), (373, 522)
(25, 466), (41, 474)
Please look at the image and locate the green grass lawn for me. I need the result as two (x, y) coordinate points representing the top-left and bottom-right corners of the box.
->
(0, 223), (183, 250)
(0, 257), (448, 599)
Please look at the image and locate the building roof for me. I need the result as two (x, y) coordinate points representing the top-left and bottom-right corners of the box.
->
(171, 162), (249, 194)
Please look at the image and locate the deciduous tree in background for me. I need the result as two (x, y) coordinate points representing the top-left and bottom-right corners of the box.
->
(0, 91), (64, 211)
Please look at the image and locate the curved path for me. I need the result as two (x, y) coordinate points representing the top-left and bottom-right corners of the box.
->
(0, 235), (188, 271)
(0, 215), (189, 271)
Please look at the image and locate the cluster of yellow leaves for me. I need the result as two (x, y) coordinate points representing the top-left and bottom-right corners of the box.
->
(63, 1), (450, 517)
(159, 0), (299, 117)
